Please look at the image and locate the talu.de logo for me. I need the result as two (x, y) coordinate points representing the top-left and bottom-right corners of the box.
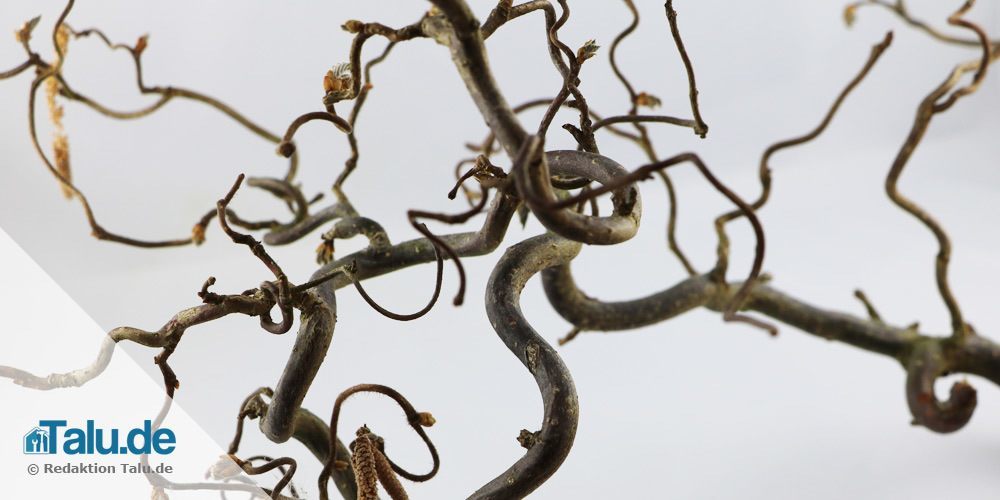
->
(23, 420), (175, 455)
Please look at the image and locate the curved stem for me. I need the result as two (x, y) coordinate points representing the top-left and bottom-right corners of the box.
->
(906, 340), (976, 433)
(514, 141), (643, 246)
(471, 233), (580, 499)
(422, 1), (527, 156)
(664, 0), (708, 137)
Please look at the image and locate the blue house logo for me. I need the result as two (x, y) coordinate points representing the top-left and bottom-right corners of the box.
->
(21, 420), (176, 455)
(24, 427), (53, 454)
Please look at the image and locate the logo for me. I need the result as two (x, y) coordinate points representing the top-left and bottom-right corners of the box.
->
(23, 420), (175, 455)
(23, 427), (51, 454)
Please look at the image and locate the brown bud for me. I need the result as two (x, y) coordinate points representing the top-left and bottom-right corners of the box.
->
(316, 239), (334, 265)
(191, 224), (206, 246)
(843, 4), (858, 27)
(277, 141), (296, 158)
(576, 39), (599, 64)
(323, 63), (355, 103)
(517, 429), (540, 449)
(635, 92), (662, 109)
(342, 20), (364, 33)
(135, 35), (149, 56)
(417, 412), (436, 427)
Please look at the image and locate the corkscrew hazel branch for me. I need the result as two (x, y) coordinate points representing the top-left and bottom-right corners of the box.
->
(536, 35), (600, 151)
(263, 201), (358, 246)
(607, 0), (696, 273)
(931, 0), (992, 113)
(276, 111), (352, 159)
(10, 1), (293, 248)
(853, 289), (884, 323)
(664, 0), (709, 137)
(230, 456), (298, 499)
(466, 98), (639, 160)
(403, 169), (501, 307)
(845, 0), (1000, 49)
(336, 40), (397, 196)
(61, 22), (284, 144)
(713, 32), (893, 293)
(5, 2), (1000, 499)
(472, 232), (581, 499)
(345, 239), (444, 322)
(26, 69), (213, 247)
(217, 174), (295, 334)
(228, 388), (358, 500)
(539, 149), (772, 333)
(884, 17), (997, 339)
(316, 216), (392, 265)
(482, 1), (572, 82)
(905, 341), (977, 433)
(592, 114), (700, 134)
(513, 137), (643, 246)
(232, 455), (302, 500)
(420, 1), (528, 156)
(245, 177), (310, 229)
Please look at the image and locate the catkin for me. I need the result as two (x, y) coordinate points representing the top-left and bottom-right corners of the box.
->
(351, 430), (379, 500)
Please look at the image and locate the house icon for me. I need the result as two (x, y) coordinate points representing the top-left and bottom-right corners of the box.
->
(24, 427), (51, 454)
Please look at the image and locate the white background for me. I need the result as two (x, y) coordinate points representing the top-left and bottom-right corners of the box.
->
(1, 1), (999, 498)
(0, 229), (267, 498)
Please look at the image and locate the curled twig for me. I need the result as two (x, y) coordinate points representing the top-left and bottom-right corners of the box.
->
(277, 111), (352, 158)
(906, 341), (977, 433)
(232, 455), (298, 500)
(346, 239), (444, 321)
(885, 42), (995, 339)
(549, 151), (772, 333)
(513, 137), (643, 246)
(216, 174), (295, 334)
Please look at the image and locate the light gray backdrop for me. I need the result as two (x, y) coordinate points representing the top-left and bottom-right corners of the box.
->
(1, 1), (999, 498)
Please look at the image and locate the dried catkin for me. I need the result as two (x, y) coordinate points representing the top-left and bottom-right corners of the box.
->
(374, 447), (409, 500)
(351, 428), (379, 500)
